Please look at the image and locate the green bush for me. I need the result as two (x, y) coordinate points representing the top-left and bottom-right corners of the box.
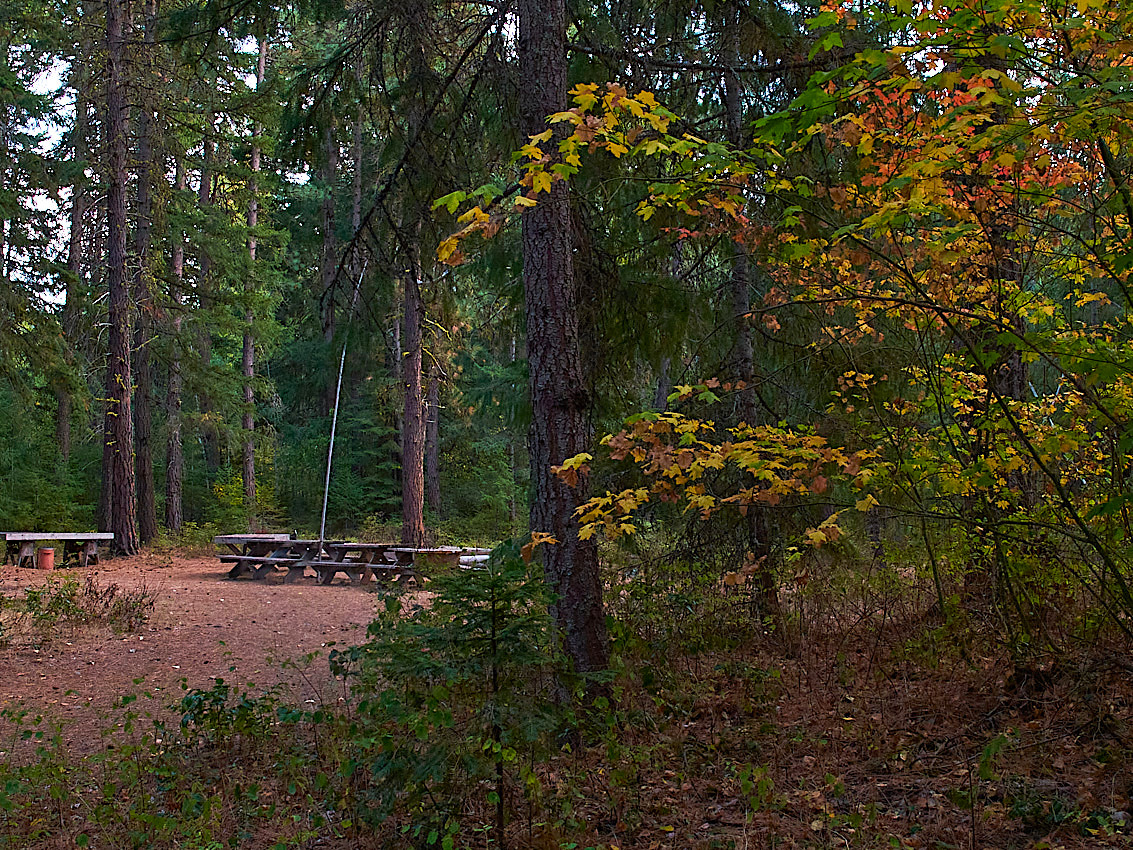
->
(331, 538), (564, 847)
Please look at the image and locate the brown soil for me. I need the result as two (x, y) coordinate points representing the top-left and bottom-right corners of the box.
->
(0, 550), (400, 751)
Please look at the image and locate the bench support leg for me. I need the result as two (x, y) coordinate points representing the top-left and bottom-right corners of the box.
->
(227, 561), (250, 579)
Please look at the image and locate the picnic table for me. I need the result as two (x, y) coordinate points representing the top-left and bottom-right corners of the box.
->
(213, 534), (315, 579)
(1, 532), (115, 569)
(214, 536), (492, 585)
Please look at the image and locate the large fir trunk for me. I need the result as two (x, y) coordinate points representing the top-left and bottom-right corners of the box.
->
(133, 0), (159, 543)
(722, 1), (778, 618)
(401, 253), (427, 547)
(165, 163), (186, 533)
(518, 0), (609, 677)
(99, 0), (139, 555)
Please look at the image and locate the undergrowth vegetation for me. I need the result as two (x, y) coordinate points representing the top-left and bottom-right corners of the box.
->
(1, 536), (1132, 849)
(0, 574), (155, 649)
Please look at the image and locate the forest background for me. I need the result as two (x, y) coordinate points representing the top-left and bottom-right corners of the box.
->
(6, 0), (1133, 845)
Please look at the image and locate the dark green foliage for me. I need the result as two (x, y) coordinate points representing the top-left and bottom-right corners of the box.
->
(0, 388), (93, 530)
(330, 538), (563, 843)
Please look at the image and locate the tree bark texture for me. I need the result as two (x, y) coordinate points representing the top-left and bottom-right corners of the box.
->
(320, 125), (339, 414)
(722, 1), (778, 617)
(58, 39), (93, 467)
(425, 362), (441, 514)
(196, 120), (221, 477)
(401, 257), (427, 547)
(133, 0), (159, 544)
(165, 163), (186, 533)
(99, 0), (139, 555)
(519, 0), (609, 676)
(243, 37), (267, 531)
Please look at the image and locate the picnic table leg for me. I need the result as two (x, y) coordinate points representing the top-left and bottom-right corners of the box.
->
(226, 544), (253, 579)
(227, 562), (250, 579)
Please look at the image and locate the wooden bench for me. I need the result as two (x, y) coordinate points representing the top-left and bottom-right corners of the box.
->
(213, 536), (492, 586)
(214, 535), (312, 579)
(1, 532), (114, 569)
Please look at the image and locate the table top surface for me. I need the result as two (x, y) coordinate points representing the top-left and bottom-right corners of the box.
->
(213, 534), (294, 544)
(387, 546), (490, 555)
(2, 532), (114, 542)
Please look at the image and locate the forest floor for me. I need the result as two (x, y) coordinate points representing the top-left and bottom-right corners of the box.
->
(1, 552), (1132, 848)
(0, 549), (395, 753)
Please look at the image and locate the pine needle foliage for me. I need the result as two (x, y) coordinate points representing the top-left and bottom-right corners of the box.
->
(331, 538), (564, 848)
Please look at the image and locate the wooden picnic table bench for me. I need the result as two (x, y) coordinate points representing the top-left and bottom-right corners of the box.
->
(214, 535), (319, 579)
(214, 536), (492, 586)
(2, 532), (114, 569)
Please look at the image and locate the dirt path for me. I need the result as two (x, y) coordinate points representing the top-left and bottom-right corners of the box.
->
(0, 550), (404, 751)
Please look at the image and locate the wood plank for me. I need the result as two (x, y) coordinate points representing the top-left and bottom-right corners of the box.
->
(1, 532), (114, 542)
(218, 556), (304, 565)
(213, 533), (291, 545)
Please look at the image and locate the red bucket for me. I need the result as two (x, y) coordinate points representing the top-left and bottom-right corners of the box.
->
(37, 548), (54, 571)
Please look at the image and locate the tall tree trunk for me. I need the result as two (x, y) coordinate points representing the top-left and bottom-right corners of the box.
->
(320, 124), (339, 414)
(722, 1), (778, 618)
(425, 362), (441, 514)
(508, 332), (518, 527)
(401, 252), (426, 546)
(519, 0), (609, 677)
(58, 39), (92, 468)
(100, 0), (139, 555)
(391, 284), (404, 490)
(133, 0), (159, 543)
(197, 118), (221, 477)
(351, 93), (363, 279)
(243, 37), (267, 531)
(166, 163), (186, 533)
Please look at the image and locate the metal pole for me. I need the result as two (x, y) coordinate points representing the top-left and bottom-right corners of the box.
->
(319, 342), (348, 552)
(318, 262), (366, 554)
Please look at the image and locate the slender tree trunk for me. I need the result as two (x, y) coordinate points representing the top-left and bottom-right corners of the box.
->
(133, 0), (159, 543)
(351, 95), (363, 277)
(425, 362), (441, 514)
(243, 37), (267, 531)
(99, 0), (139, 555)
(519, 0), (609, 677)
(58, 45), (92, 468)
(320, 125), (339, 414)
(401, 253), (427, 546)
(508, 333), (518, 527)
(391, 284), (404, 491)
(197, 119), (221, 477)
(166, 163), (186, 533)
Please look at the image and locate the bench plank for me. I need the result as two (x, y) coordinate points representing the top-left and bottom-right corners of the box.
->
(1, 532), (114, 542)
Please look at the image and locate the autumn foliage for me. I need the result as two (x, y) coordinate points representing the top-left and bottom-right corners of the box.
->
(433, 0), (1133, 635)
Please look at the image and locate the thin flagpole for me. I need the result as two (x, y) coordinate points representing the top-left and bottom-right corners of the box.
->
(318, 262), (366, 554)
